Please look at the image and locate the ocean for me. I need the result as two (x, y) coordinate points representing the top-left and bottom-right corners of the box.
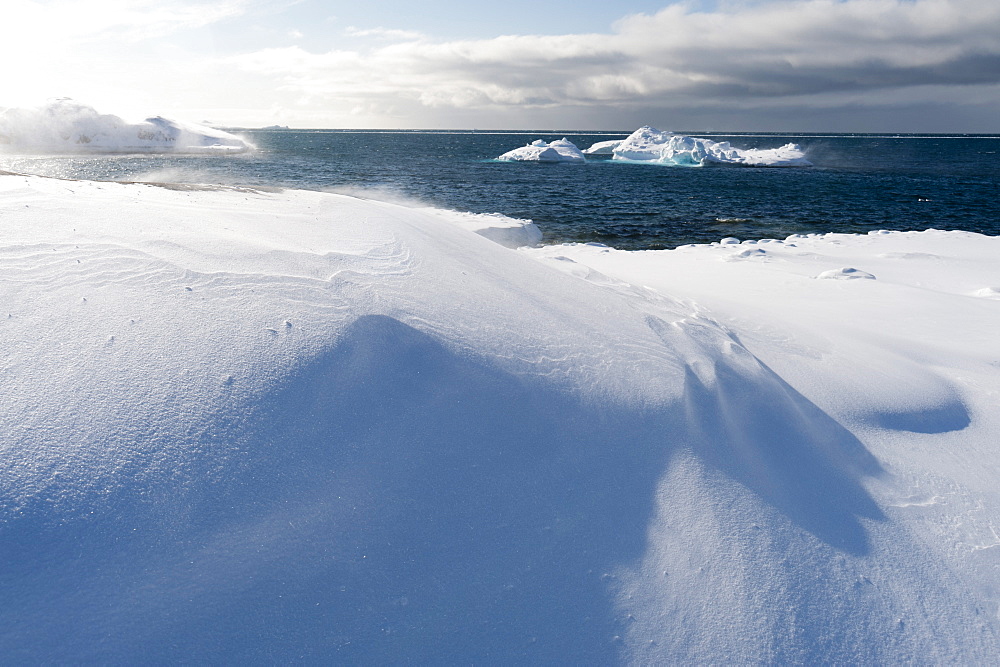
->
(2, 130), (998, 249)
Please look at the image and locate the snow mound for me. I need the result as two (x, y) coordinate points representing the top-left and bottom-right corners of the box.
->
(614, 125), (812, 167)
(972, 286), (1000, 299)
(498, 138), (585, 162)
(817, 267), (877, 280)
(1, 175), (999, 663)
(0, 99), (252, 153)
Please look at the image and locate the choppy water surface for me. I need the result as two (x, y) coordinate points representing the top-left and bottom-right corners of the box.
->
(2, 130), (997, 249)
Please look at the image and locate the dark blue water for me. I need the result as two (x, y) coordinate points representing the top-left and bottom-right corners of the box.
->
(3, 130), (998, 249)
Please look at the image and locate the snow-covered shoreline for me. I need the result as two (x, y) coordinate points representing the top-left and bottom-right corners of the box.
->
(2, 173), (998, 662)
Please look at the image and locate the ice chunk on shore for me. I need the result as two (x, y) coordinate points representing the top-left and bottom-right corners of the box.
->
(582, 139), (623, 154)
(0, 99), (252, 154)
(498, 138), (585, 162)
(614, 125), (811, 167)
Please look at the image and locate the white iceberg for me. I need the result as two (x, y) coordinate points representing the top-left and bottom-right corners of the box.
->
(614, 125), (811, 167)
(497, 138), (585, 162)
(1, 173), (998, 662)
(0, 99), (252, 153)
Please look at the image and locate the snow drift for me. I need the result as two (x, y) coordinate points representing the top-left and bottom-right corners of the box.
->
(0, 99), (251, 153)
(1, 174), (998, 663)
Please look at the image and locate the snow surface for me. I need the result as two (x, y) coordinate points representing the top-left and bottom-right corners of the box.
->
(0, 100), (252, 153)
(498, 138), (586, 162)
(433, 210), (542, 248)
(614, 126), (812, 167)
(2, 174), (999, 663)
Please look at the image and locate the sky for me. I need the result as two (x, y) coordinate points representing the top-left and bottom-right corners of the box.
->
(4, 0), (1000, 131)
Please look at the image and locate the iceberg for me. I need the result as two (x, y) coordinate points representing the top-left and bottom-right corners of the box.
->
(1, 173), (998, 662)
(497, 138), (585, 162)
(500, 129), (810, 166)
(0, 99), (252, 153)
(582, 138), (623, 154)
(614, 125), (812, 167)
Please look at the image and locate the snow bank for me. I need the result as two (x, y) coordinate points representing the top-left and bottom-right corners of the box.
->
(0, 99), (252, 153)
(1, 174), (998, 663)
(614, 125), (812, 167)
(498, 138), (585, 162)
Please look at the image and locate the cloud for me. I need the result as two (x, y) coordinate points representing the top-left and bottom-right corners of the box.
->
(229, 0), (1000, 121)
(2, 0), (256, 110)
(343, 26), (425, 41)
(6, 0), (249, 44)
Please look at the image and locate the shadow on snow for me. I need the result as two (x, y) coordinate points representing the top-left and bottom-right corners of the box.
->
(1, 314), (886, 662)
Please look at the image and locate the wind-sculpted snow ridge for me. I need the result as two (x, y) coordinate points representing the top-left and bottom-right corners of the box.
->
(497, 138), (585, 162)
(431, 209), (542, 248)
(0, 99), (251, 153)
(1, 175), (998, 663)
(613, 126), (812, 167)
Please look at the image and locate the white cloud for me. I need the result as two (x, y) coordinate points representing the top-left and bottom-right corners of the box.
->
(2, 0), (254, 111)
(343, 26), (425, 41)
(6, 0), (998, 129)
(6, 0), (248, 44)
(228, 0), (1000, 121)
